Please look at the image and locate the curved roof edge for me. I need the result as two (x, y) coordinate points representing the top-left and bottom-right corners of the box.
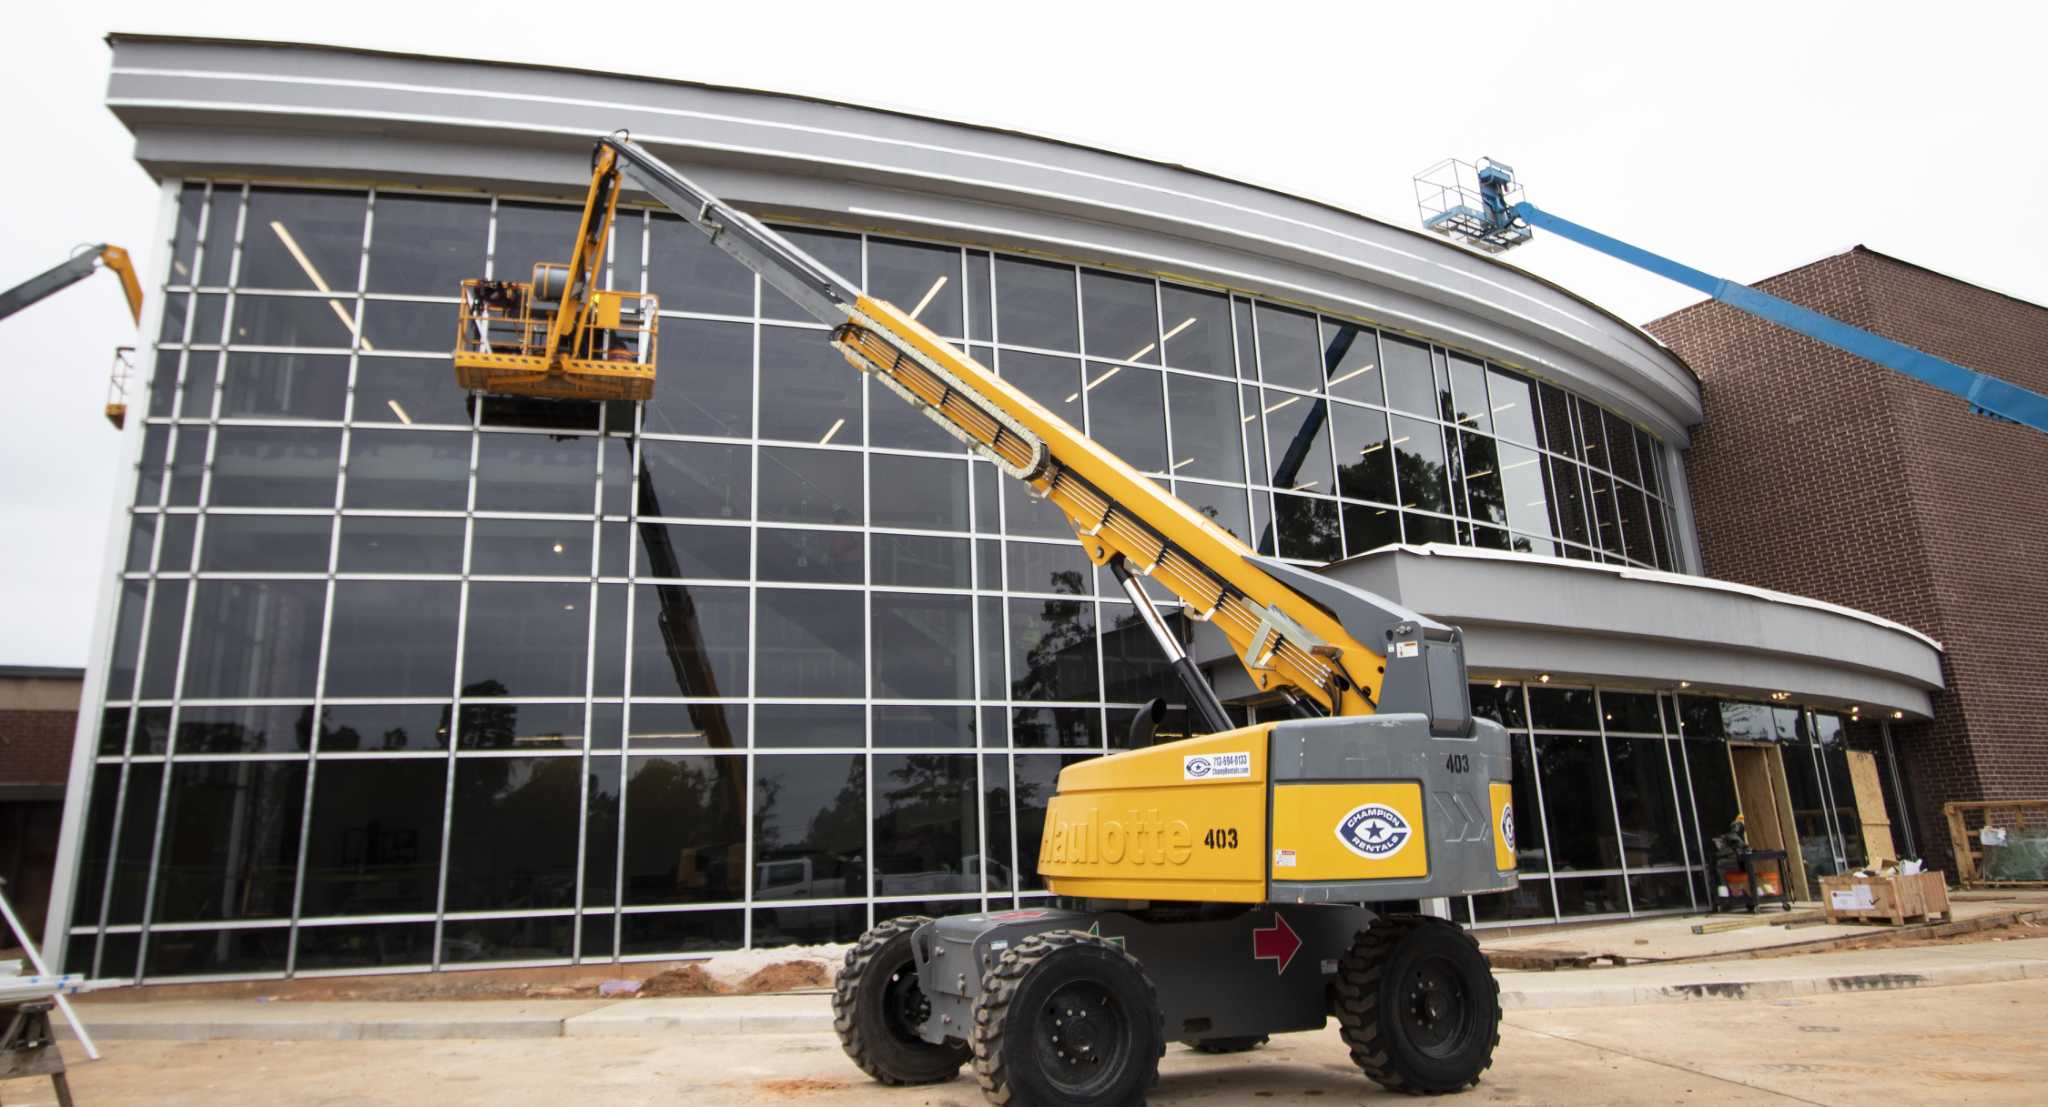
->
(101, 33), (1701, 442)
(1317, 545), (1943, 719)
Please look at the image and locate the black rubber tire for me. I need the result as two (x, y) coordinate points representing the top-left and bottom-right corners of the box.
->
(1333, 915), (1501, 1095)
(1184, 1034), (1269, 1054)
(832, 916), (970, 1086)
(970, 929), (1164, 1107)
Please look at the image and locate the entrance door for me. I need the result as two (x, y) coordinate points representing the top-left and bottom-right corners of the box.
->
(1843, 750), (1897, 867)
(1729, 742), (1807, 898)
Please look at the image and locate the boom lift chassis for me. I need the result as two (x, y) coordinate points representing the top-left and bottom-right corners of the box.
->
(462, 134), (1519, 1105)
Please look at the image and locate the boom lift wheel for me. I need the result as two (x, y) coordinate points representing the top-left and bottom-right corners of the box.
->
(1334, 915), (1500, 1095)
(833, 916), (970, 1085)
(970, 930), (1163, 1107)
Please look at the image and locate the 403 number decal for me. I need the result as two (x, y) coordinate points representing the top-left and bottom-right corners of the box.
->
(1203, 827), (1240, 849)
(1444, 753), (1471, 773)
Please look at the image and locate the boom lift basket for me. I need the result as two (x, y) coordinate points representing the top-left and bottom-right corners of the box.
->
(1413, 157), (1532, 254)
(453, 266), (659, 402)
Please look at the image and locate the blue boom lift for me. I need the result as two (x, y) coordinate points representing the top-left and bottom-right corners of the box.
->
(1413, 158), (2048, 436)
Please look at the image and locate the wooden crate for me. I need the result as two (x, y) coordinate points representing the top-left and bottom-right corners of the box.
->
(1945, 799), (2048, 887)
(1820, 872), (1951, 925)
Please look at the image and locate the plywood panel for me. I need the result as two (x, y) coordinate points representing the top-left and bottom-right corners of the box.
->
(1844, 750), (1896, 867)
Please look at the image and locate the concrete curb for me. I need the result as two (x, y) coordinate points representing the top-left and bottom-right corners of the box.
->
(57, 953), (2047, 1041)
(1500, 956), (2048, 1010)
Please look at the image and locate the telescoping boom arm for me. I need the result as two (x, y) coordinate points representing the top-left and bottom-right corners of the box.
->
(1418, 158), (2048, 436)
(0, 245), (143, 327)
(599, 135), (1471, 725)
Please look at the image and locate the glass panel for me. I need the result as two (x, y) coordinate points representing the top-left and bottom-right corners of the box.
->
(102, 762), (163, 926)
(1333, 404), (1396, 504)
(635, 522), (749, 580)
(356, 356), (471, 427)
(197, 189), (239, 286)
(1603, 691), (1663, 734)
(327, 580), (460, 697)
(757, 528), (862, 585)
(1164, 373), (1242, 482)
(1498, 444), (1553, 543)
(1602, 408), (1643, 486)
(462, 581), (588, 697)
(1252, 304), (1318, 392)
(168, 186), (205, 285)
(444, 756), (583, 911)
(870, 454), (968, 530)
(219, 352), (349, 420)
(759, 324), (861, 445)
(1381, 335), (1435, 416)
(1274, 494), (1341, 562)
(1486, 367), (1539, 447)
(1322, 322), (1382, 404)
(753, 903), (864, 947)
(753, 754), (867, 900)
(367, 194), (489, 295)
(1341, 503), (1401, 555)
(1388, 415), (1449, 513)
(183, 580), (326, 699)
(1175, 482), (1251, 546)
(1008, 597), (1098, 701)
(152, 760), (305, 922)
(344, 429), (470, 511)
(317, 703), (451, 752)
(999, 348), (1083, 415)
(1080, 270), (1158, 364)
(1461, 434), (1506, 527)
(337, 516), (465, 573)
(210, 426), (341, 507)
(360, 299), (455, 352)
(868, 238), (963, 337)
(1261, 395), (1333, 494)
(1586, 469), (1624, 559)
(200, 513), (331, 572)
(229, 294), (358, 349)
(874, 704), (976, 749)
(492, 201), (581, 286)
(474, 433), (596, 514)
(1445, 354), (1491, 434)
(872, 592), (974, 700)
(1086, 364), (1166, 473)
(647, 212), (755, 316)
(1536, 382), (1579, 460)
(621, 755), (747, 905)
(755, 588), (864, 697)
(175, 703), (313, 754)
(872, 533), (970, 589)
(630, 583), (747, 697)
(1473, 877), (1554, 922)
(295, 922), (437, 970)
(1628, 871), (1692, 910)
(1608, 737), (1687, 867)
(1157, 284), (1232, 375)
(1553, 874), (1629, 917)
(300, 758), (447, 915)
(1505, 731), (1546, 871)
(1535, 734), (1620, 872)
(756, 703), (864, 749)
(1615, 485), (1655, 567)
(1014, 755), (1092, 890)
(626, 702), (745, 750)
(759, 445), (859, 525)
(471, 517), (592, 576)
(1546, 457), (1589, 548)
(1007, 541), (1092, 596)
(637, 440), (749, 520)
(644, 317), (752, 438)
(145, 928), (291, 978)
(993, 257), (1077, 351)
(966, 251), (992, 343)
(621, 909), (745, 955)
(441, 915), (573, 964)
(1098, 604), (1174, 704)
(873, 754), (978, 896)
(1529, 687), (1598, 730)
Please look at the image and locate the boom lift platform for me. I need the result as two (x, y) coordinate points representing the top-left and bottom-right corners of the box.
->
(1415, 157), (2048, 437)
(456, 134), (1517, 1104)
(0, 244), (145, 427)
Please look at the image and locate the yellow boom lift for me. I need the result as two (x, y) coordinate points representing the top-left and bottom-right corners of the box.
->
(0, 244), (144, 427)
(454, 134), (1517, 1105)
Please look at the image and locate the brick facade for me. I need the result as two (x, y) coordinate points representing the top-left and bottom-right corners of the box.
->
(0, 708), (78, 789)
(1646, 248), (2048, 868)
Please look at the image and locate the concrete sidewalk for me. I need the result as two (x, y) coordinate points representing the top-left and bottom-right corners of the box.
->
(57, 937), (2048, 1042)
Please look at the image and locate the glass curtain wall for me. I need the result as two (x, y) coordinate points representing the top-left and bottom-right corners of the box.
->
(77, 179), (1688, 979)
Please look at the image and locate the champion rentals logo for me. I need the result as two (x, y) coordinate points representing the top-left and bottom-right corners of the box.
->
(1336, 803), (1413, 859)
(1500, 804), (1516, 853)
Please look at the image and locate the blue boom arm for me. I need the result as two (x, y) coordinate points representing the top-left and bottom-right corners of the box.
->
(1507, 201), (2048, 433)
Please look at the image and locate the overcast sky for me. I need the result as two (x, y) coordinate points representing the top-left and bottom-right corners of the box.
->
(4, 1), (2044, 667)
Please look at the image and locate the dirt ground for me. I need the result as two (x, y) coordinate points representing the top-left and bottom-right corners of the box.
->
(9, 978), (2042, 1106)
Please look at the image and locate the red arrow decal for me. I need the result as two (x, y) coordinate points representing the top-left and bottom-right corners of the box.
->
(1251, 912), (1301, 975)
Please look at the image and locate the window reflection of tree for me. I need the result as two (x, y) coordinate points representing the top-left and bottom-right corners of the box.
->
(447, 756), (581, 910)
(1012, 574), (1094, 701)
(875, 755), (975, 894)
(624, 756), (742, 903)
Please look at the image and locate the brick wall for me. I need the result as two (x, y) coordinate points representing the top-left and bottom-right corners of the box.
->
(1647, 248), (2048, 869)
(0, 708), (78, 788)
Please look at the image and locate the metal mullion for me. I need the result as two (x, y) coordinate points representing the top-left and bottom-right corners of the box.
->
(858, 236), (876, 932)
(988, 279), (1022, 909)
(1671, 696), (1715, 906)
(1655, 695), (1698, 910)
(742, 285), (761, 951)
(568, 398), (607, 962)
(611, 418), (645, 961)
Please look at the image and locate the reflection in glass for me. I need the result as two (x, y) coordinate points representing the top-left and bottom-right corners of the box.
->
(475, 433), (596, 514)
(759, 446), (860, 525)
(444, 757), (582, 911)
(200, 513), (331, 572)
(344, 429), (470, 511)
(153, 760), (306, 922)
(1158, 284), (1232, 375)
(624, 755), (746, 904)
(220, 352), (349, 420)
(1388, 415), (1449, 513)
(753, 754), (867, 900)
(1008, 597), (1097, 702)
(462, 581), (589, 697)
(301, 759), (447, 915)
(1607, 737), (1687, 867)
(211, 426), (342, 507)
(367, 194), (488, 295)
(1535, 734), (1620, 872)
(1081, 271), (1158, 363)
(1253, 304), (1319, 392)
(183, 580), (325, 699)
(1087, 364), (1166, 473)
(337, 516), (465, 573)
(645, 317), (752, 438)
(1322, 322), (1383, 404)
(175, 703), (313, 754)
(630, 583), (748, 697)
(759, 324), (862, 445)
(869, 238), (963, 337)
(873, 754), (978, 896)
(755, 589), (864, 697)
(870, 454), (968, 530)
(873, 593), (973, 700)
(994, 257), (1077, 351)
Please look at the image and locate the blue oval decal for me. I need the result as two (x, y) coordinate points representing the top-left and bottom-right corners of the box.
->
(1336, 803), (1413, 859)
